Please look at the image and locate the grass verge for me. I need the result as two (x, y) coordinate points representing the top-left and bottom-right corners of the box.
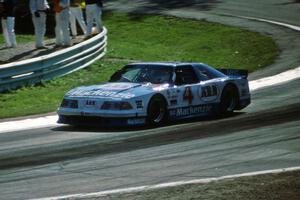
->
(0, 13), (278, 119)
(0, 34), (36, 45)
(96, 170), (300, 200)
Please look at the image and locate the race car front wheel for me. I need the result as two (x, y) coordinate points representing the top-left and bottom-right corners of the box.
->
(147, 95), (167, 125)
(220, 84), (238, 114)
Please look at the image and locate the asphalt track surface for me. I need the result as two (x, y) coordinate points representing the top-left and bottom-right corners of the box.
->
(1, 1), (300, 199)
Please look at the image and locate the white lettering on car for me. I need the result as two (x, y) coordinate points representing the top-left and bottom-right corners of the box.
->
(67, 89), (135, 99)
(169, 105), (213, 118)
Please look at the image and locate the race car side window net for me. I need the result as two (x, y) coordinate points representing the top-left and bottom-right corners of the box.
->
(175, 66), (199, 85)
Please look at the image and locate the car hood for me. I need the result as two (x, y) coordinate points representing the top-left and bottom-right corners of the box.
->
(65, 82), (169, 99)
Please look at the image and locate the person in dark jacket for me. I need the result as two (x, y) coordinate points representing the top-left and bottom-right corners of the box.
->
(0, 0), (17, 48)
(85, 0), (103, 37)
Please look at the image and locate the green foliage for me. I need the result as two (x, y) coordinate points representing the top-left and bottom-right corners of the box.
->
(105, 13), (277, 70)
(0, 34), (35, 44)
(0, 13), (278, 119)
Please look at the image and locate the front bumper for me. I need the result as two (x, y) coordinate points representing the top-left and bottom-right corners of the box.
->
(57, 106), (147, 126)
(57, 115), (146, 127)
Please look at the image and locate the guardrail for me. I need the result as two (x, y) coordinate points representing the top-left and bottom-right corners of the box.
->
(0, 27), (107, 92)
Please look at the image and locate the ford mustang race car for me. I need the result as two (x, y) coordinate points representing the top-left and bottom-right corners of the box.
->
(57, 62), (250, 126)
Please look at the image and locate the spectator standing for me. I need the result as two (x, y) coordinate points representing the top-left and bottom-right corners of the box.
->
(85, 0), (103, 37)
(53, 0), (71, 47)
(0, 0), (17, 48)
(70, 0), (86, 38)
(29, 0), (49, 49)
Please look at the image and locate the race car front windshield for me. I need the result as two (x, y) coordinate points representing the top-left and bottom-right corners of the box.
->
(110, 65), (174, 84)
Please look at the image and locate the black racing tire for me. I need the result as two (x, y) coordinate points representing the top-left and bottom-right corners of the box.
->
(147, 95), (167, 125)
(220, 84), (239, 114)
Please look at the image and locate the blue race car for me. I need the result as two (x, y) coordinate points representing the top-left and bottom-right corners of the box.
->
(57, 62), (250, 126)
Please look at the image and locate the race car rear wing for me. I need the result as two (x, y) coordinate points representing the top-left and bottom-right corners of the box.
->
(218, 69), (248, 79)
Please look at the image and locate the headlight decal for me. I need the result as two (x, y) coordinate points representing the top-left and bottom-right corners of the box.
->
(61, 99), (78, 109)
(136, 100), (144, 109)
(101, 101), (133, 110)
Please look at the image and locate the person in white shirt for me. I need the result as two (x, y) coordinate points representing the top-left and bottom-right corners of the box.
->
(69, 0), (86, 38)
(85, 0), (103, 37)
(53, 0), (71, 47)
(0, 0), (17, 48)
(29, 0), (49, 48)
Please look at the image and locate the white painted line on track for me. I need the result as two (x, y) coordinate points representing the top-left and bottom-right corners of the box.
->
(249, 66), (300, 91)
(220, 14), (300, 91)
(30, 166), (300, 200)
(0, 16), (300, 133)
(0, 115), (58, 134)
(230, 15), (300, 32)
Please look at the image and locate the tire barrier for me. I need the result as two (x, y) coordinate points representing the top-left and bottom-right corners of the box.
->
(0, 27), (107, 92)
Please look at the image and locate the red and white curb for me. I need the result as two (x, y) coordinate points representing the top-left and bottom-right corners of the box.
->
(31, 166), (300, 200)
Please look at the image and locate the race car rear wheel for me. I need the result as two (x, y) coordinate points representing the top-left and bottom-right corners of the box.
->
(220, 84), (238, 114)
(147, 95), (167, 125)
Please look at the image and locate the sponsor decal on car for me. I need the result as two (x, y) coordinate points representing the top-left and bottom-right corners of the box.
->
(169, 104), (213, 118)
(199, 84), (219, 102)
(85, 100), (96, 107)
(96, 83), (137, 90)
(68, 89), (135, 99)
(166, 89), (179, 100)
(127, 118), (146, 125)
(183, 86), (194, 104)
(136, 100), (144, 109)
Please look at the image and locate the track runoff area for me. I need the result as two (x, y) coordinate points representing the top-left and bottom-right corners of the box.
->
(0, 15), (300, 200)
(32, 166), (300, 200)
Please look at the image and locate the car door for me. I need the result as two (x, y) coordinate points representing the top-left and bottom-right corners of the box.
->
(167, 66), (201, 120)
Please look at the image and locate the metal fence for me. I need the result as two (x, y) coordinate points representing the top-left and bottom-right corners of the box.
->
(0, 27), (107, 92)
